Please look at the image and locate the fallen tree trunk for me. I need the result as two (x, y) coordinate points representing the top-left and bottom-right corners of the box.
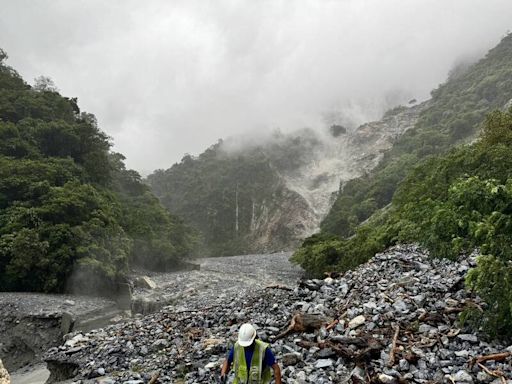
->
(297, 337), (383, 362)
(274, 313), (330, 340)
(469, 352), (512, 368)
(387, 324), (400, 367)
(297, 340), (353, 359)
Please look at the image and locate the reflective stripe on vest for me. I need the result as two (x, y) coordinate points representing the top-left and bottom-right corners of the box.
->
(233, 340), (272, 384)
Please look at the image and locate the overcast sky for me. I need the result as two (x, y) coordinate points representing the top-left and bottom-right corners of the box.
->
(1, 1), (511, 174)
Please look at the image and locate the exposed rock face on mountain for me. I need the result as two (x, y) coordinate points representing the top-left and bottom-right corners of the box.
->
(44, 245), (512, 383)
(283, 102), (428, 221)
(147, 103), (426, 256)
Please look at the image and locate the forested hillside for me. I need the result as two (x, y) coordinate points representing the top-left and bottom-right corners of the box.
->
(293, 34), (512, 338)
(147, 132), (321, 256)
(148, 96), (425, 257)
(321, 33), (512, 237)
(0, 49), (197, 294)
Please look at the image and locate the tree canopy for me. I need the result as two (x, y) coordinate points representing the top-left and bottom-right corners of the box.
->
(0, 50), (197, 294)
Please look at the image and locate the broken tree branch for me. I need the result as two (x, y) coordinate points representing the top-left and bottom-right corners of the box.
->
(477, 363), (507, 384)
(274, 313), (329, 340)
(387, 324), (400, 367)
(149, 372), (160, 384)
(297, 340), (353, 359)
(297, 337), (382, 362)
(469, 351), (512, 368)
(325, 319), (339, 331)
(264, 284), (293, 291)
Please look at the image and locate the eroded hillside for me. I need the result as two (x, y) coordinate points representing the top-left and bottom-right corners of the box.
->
(147, 102), (426, 256)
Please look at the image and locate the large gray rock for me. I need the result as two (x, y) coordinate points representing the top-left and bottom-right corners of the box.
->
(60, 311), (75, 334)
(281, 352), (302, 366)
(453, 370), (474, 383)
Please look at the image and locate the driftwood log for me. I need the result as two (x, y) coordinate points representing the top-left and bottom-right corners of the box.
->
(297, 337), (383, 362)
(274, 313), (330, 340)
(469, 351), (512, 368)
(264, 284), (293, 291)
(387, 324), (400, 367)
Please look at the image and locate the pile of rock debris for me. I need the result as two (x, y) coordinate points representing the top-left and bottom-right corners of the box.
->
(45, 245), (512, 383)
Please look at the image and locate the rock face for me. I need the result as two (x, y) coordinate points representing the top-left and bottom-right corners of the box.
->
(147, 103), (426, 255)
(44, 245), (512, 383)
(0, 359), (9, 384)
(0, 293), (119, 371)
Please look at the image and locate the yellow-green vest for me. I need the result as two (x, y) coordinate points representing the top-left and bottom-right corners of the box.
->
(233, 339), (272, 384)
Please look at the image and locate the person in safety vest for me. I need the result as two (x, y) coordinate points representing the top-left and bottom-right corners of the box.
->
(220, 323), (282, 384)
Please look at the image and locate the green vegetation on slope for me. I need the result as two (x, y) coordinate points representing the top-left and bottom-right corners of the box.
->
(0, 49), (197, 294)
(294, 107), (512, 338)
(294, 34), (512, 339)
(321, 33), (512, 237)
(147, 131), (321, 256)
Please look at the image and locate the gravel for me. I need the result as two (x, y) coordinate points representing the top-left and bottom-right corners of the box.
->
(45, 245), (512, 383)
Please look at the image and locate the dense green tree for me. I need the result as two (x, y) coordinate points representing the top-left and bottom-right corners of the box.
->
(147, 132), (321, 256)
(0, 50), (197, 294)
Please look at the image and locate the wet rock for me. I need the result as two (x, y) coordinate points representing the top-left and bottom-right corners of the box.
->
(45, 360), (79, 383)
(457, 334), (478, 343)
(351, 366), (366, 383)
(398, 359), (409, 371)
(378, 373), (397, 384)
(282, 353), (302, 366)
(97, 378), (115, 384)
(453, 370), (474, 382)
(60, 312), (75, 334)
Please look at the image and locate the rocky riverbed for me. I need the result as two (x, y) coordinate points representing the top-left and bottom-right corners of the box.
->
(130, 252), (303, 315)
(2, 252), (303, 382)
(45, 245), (512, 383)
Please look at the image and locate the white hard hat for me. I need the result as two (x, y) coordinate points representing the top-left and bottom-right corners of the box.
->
(238, 323), (257, 347)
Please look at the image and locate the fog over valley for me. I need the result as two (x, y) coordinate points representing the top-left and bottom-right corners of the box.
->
(1, 0), (512, 173)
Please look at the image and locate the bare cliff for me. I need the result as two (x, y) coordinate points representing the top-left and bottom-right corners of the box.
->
(147, 102), (426, 255)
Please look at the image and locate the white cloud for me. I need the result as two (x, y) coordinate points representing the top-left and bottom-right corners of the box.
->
(1, 0), (511, 174)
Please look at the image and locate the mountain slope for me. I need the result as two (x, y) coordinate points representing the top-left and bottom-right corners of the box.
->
(147, 102), (424, 256)
(292, 34), (512, 338)
(0, 49), (197, 294)
(321, 33), (512, 237)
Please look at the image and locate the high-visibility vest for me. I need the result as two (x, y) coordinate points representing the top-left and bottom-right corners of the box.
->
(233, 340), (273, 384)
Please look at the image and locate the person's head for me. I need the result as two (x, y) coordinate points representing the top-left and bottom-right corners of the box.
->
(238, 323), (257, 347)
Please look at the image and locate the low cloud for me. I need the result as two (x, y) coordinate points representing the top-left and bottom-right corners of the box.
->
(1, 0), (511, 173)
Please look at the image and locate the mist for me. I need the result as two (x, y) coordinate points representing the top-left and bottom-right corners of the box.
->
(1, 0), (511, 174)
